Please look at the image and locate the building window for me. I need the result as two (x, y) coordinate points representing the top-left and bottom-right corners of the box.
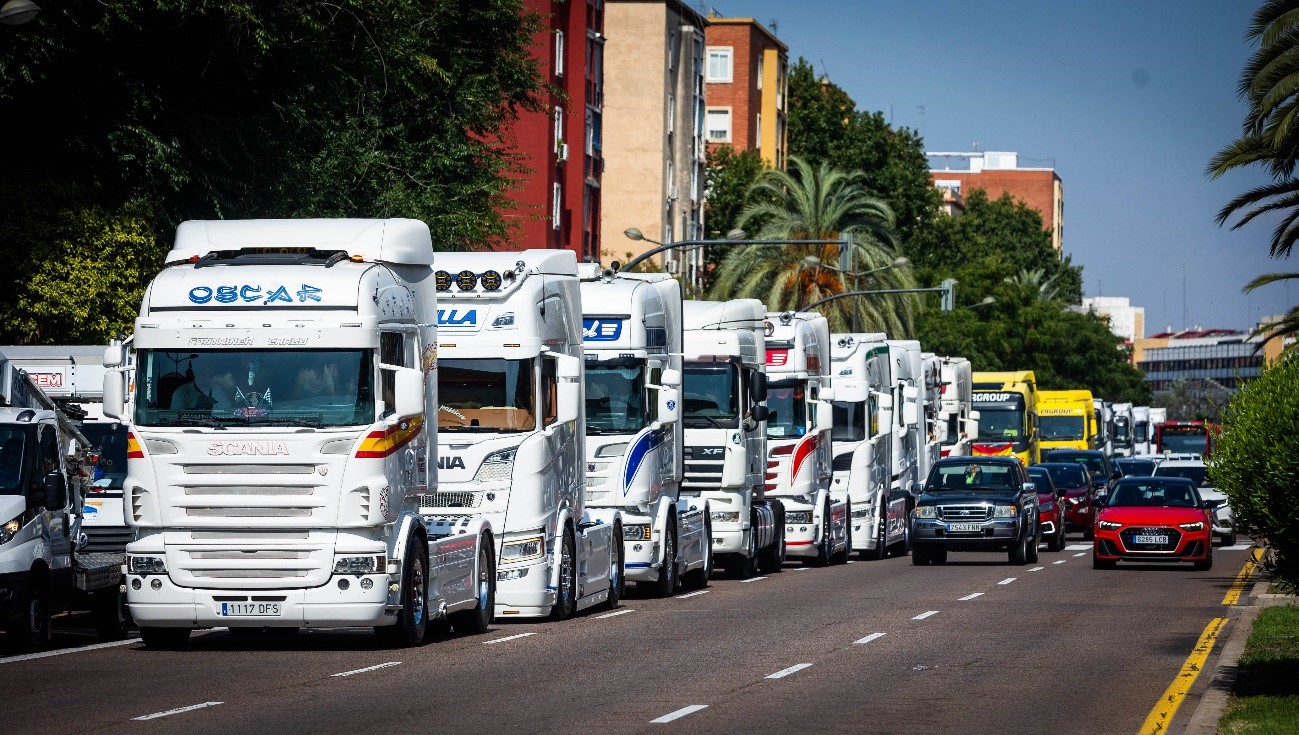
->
(757, 54), (764, 90)
(667, 94), (675, 135)
(706, 47), (732, 83)
(755, 112), (762, 143)
(552, 183), (562, 231)
(668, 30), (678, 71)
(555, 30), (565, 77)
(706, 108), (731, 142)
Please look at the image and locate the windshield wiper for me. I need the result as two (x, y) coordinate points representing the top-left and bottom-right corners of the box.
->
(253, 417), (323, 428)
(685, 415), (723, 429)
(168, 417), (227, 430)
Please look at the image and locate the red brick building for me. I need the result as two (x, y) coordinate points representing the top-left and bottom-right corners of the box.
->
(497, 0), (605, 261)
(929, 151), (1064, 255)
(702, 16), (787, 168)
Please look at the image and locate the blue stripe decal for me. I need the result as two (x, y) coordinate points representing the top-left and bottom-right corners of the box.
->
(625, 562), (652, 569)
(623, 427), (667, 492)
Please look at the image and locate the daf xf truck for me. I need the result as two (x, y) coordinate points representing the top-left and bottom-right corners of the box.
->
(107, 218), (495, 649)
(578, 266), (709, 595)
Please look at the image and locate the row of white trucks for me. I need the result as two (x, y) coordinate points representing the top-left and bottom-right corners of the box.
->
(1, 218), (982, 651)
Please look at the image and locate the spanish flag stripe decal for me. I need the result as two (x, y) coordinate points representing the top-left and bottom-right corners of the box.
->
(355, 416), (424, 459)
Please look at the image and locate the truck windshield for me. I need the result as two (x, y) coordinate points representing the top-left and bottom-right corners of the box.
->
(766, 380), (807, 439)
(81, 422), (128, 490)
(683, 363), (739, 429)
(0, 429), (27, 494)
(1159, 429), (1208, 454)
(1114, 418), (1130, 441)
(832, 401), (866, 442)
(438, 359), (536, 432)
(976, 408), (1025, 440)
(585, 362), (646, 434)
(1040, 415), (1084, 441)
(1134, 421), (1149, 442)
(135, 349), (373, 428)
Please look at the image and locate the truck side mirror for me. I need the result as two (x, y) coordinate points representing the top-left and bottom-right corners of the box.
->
(44, 472), (68, 511)
(103, 371), (126, 420)
(752, 405), (770, 423)
(661, 368), (682, 387)
(393, 367), (425, 419)
(104, 343), (126, 368)
(902, 401), (919, 427)
(751, 372), (768, 403)
(554, 382), (579, 426)
(553, 353), (581, 380)
(816, 404), (834, 433)
(969, 410), (981, 422)
(657, 387), (680, 424)
(818, 385), (836, 402)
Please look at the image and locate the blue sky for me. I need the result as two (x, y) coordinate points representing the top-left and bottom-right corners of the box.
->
(710, 0), (1290, 334)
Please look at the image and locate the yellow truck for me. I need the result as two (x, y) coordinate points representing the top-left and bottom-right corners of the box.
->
(1036, 389), (1097, 452)
(970, 370), (1040, 465)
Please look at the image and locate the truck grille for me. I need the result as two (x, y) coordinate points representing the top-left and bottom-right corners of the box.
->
(938, 504), (992, 522)
(420, 492), (482, 509)
(185, 507), (313, 518)
(1121, 526), (1182, 552)
(832, 453), (854, 472)
(81, 526), (134, 553)
(683, 461), (724, 490)
(182, 464), (318, 475)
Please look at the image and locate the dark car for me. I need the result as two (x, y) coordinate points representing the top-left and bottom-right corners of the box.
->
(1045, 449), (1120, 496)
(1027, 465), (1067, 551)
(1036, 462), (1098, 539)
(910, 457), (1041, 566)
(1092, 476), (1218, 570)
(1115, 457), (1159, 477)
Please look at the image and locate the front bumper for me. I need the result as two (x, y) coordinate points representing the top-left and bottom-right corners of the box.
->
(911, 518), (1024, 552)
(1093, 529), (1211, 563)
(782, 500), (820, 558)
(126, 572), (392, 628)
(494, 554), (555, 618)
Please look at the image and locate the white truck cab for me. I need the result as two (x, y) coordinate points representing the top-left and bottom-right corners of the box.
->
(425, 250), (619, 620)
(937, 356), (977, 458)
(578, 266), (709, 595)
(109, 218), (494, 649)
(766, 312), (848, 565)
(886, 340), (925, 501)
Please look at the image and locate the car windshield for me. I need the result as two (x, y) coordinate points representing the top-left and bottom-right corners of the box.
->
(1117, 459), (1157, 477)
(929, 463), (1016, 492)
(1154, 464), (1210, 488)
(438, 359), (536, 432)
(135, 349), (373, 428)
(584, 361), (646, 434)
(1106, 481), (1201, 508)
(766, 380), (808, 439)
(1053, 453), (1106, 479)
(1044, 464), (1087, 487)
(1027, 469), (1052, 492)
(0, 428), (27, 495)
(683, 363), (739, 429)
(976, 407), (1024, 439)
(80, 422), (128, 490)
(1040, 415), (1084, 440)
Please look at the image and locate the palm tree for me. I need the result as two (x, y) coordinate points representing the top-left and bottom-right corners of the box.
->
(1244, 271), (1299, 353)
(708, 156), (918, 335)
(1003, 267), (1060, 302)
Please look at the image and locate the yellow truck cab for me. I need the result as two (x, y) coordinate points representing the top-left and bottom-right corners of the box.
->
(1037, 389), (1097, 452)
(970, 371), (1040, 466)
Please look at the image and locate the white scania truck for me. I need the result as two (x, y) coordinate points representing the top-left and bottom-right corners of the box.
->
(766, 312), (848, 566)
(578, 266), (709, 595)
(886, 340), (925, 501)
(937, 356), (976, 458)
(107, 219), (495, 649)
(681, 300), (782, 578)
(828, 333), (908, 561)
(423, 250), (619, 620)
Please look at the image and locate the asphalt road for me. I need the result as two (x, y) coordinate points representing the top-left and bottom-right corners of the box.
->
(2, 534), (1253, 735)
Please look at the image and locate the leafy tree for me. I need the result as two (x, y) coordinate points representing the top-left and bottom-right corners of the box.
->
(702, 145), (768, 291)
(1243, 272), (1299, 352)
(709, 157), (918, 334)
(1211, 355), (1299, 592)
(1003, 268), (1061, 303)
(1151, 379), (1230, 422)
(0, 1), (543, 344)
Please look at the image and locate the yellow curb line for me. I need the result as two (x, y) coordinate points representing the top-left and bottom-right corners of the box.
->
(1221, 547), (1261, 606)
(1137, 617), (1228, 735)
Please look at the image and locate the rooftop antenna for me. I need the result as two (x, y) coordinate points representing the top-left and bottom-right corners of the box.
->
(769, 18), (778, 35)
(1182, 264), (1188, 331)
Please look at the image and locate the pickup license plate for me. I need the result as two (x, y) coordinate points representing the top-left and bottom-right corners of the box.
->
(1133, 534), (1169, 545)
(218, 602), (282, 617)
(947, 523), (982, 533)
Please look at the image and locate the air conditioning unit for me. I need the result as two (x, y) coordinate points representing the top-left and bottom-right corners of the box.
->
(667, 184), (678, 200)
(556, 142), (569, 162)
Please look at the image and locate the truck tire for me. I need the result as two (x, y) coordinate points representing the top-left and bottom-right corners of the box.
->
(5, 582), (51, 653)
(682, 518), (712, 589)
(646, 518), (678, 597)
(864, 504), (888, 561)
(831, 512), (850, 564)
(889, 510), (913, 558)
(139, 626), (191, 650)
(603, 525), (625, 609)
(92, 584), (131, 641)
(808, 504), (832, 567)
(728, 525), (758, 579)
(451, 534), (496, 635)
(376, 537), (429, 647)
(549, 528), (577, 620)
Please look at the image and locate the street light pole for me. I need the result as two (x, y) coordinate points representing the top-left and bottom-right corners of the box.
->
(800, 280), (957, 315)
(619, 228), (849, 295)
(799, 254), (912, 330)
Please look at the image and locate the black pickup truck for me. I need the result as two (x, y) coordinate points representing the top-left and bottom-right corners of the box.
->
(910, 457), (1042, 565)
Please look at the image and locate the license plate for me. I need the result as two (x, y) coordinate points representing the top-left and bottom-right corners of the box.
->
(1133, 535), (1169, 545)
(218, 602), (282, 617)
(947, 523), (982, 532)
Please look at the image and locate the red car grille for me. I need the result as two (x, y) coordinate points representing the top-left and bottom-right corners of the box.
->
(1120, 526), (1182, 552)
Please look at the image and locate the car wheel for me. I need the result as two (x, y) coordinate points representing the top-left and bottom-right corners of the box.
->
(1026, 525), (1040, 564)
(932, 548), (948, 565)
(911, 545), (930, 566)
(5, 583), (51, 653)
(1194, 547), (1214, 571)
(832, 511), (851, 565)
(1009, 533), (1028, 565)
(1222, 526), (1238, 548)
(810, 505), (832, 567)
(728, 524), (758, 580)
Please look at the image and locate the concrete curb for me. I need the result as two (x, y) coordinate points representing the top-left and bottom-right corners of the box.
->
(1182, 578), (1297, 735)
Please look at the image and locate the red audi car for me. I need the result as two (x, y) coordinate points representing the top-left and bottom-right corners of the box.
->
(1092, 477), (1218, 570)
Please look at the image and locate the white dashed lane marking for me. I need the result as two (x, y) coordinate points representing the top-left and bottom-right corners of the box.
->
(1053, 560), (1068, 565)
(766, 663), (813, 679)
(912, 610), (940, 620)
(1028, 566), (1045, 572)
(741, 576), (769, 583)
(958, 593), (984, 601)
(1067, 544), (1091, 551)
(998, 577), (1017, 585)
(332, 662), (401, 677)
(1073, 552), (1087, 557)
(595, 609), (634, 619)
(651, 705), (709, 724)
(1, 636), (141, 664)
(677, 590), (709, 599)
(134, 702), (223, 721)
(854, 632), (887, 645)
(484, 632), (537, 645)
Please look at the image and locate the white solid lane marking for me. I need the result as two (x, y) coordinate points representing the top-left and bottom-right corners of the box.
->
(1053, 560), (1068, 565)
(998, 577), (1017, 585)
(912, 610), (940, 620)
(1066, 543), (1091, 550)
(958, 593), (984, 601)
(332, 661), (402, 678)
(1028, 566), (1045, 572)
(1, 636), (140, 664)
(484, 632), (537, 645)
(794, 567), (811, 571)
(595, 608), (634, 619)
(651, 705), (709, 724)
(1220, 543), (1254, 551)
(134, 702), (223, 721)
(766, 663), (813, 679)
(677, 590), (709, 599)
(854, 632), (887, 645)
(741, 576), (768, 583)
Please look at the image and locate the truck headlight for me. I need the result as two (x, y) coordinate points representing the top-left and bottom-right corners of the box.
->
(334, 554), (387, 575)
(1178, 522), (1205, 531)
(1097, 520), (1122, 530)
(784, 511), (813, 524)
(623, 524), (652, 541)
(851, 508), (871, 519)
(914, 506), (937, 519)
(709, 512), (740, 524)
(500, 534), (545, 562)
(992, 504), (1018, 518)
(127, 555), (167, 575)
(474, 448), (516, 482)
(0, 515), (21, 545)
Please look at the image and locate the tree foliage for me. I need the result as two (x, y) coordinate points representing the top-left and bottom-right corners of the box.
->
(0, 0), (542, 344)
(1211, 355), (1299, 592)
(702, 145), (769, 291)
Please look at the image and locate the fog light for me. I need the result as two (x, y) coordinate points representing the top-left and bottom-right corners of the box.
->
(390, 583), (400, 594)
(150, 578), (162, 590)
(498, 568), (530, 581)
(800, 526), (808, 533)
(338, 578), (350, 590)
(360, 578), (374, 590)
(131, 578), (141, 590)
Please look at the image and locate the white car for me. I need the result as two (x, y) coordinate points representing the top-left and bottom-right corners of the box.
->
(1153, 459), (1237, 546)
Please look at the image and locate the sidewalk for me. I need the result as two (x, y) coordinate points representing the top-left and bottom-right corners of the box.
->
(1182, 577), (1296, 735)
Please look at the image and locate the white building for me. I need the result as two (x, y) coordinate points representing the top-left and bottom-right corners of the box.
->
(1081, 296), (1145, 343)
